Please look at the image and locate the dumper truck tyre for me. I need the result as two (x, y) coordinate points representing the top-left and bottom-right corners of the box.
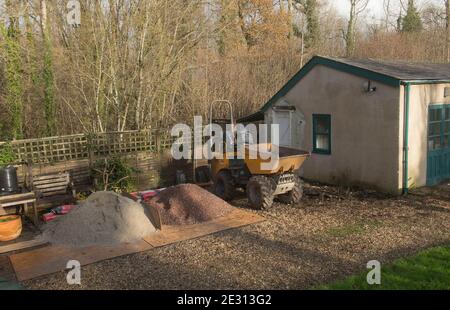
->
(247, 176), (275, 210)
(278, 176), (303, 205)
(214, 170), (235, 201)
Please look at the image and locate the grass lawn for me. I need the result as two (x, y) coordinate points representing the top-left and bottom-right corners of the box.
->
(320, 246), (450, 290)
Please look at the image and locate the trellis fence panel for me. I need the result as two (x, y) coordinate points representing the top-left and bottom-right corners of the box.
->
(0, 130), (174, 165)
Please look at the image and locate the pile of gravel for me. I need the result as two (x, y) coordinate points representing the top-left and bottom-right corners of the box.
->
(147, 184), (234, 226)
(43, 192), (156, 247)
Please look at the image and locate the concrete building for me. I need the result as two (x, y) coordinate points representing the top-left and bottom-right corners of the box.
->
(257, 56), (450, 194)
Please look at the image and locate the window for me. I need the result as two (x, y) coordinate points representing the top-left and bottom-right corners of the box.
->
(444, 87), (450, 98)
(313, 114), (331, 155)
(428, 106), (445, 151)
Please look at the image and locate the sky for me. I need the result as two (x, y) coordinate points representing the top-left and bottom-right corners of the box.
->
(334, 0), (442, 20)
(335, 0), (385, 18)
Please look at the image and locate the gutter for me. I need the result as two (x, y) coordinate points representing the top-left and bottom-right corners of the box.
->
(400, 79), (450, 195)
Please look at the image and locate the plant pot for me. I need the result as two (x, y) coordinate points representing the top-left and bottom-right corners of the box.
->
(0, 215), (22, 242)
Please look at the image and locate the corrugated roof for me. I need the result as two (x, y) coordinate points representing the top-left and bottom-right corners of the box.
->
(329, 57), (450, 81)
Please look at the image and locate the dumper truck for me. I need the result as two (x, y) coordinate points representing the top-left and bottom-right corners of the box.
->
(207, 100), (310, 210)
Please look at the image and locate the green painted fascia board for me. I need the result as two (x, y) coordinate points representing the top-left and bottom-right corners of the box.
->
(428, 104), (447, 109)
(261, 56), (401, 112)
(401, 80), (450, 85)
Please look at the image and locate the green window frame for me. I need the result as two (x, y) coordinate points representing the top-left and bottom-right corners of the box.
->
(313, 114), (331, 155)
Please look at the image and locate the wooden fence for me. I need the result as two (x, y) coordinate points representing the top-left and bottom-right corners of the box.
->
(0, 130), (195, 192)
(0, 130), (174, 165)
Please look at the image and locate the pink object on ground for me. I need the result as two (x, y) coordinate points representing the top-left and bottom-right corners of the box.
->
(52, 205), (78, 215)
(42, 213), (57, 223)
(130, 188), (167, 202)
(141, 191), (159, 201)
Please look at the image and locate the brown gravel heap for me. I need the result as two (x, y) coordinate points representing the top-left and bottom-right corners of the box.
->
(147, 184), (234, 225)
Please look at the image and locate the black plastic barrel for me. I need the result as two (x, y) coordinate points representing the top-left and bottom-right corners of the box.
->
(0, 166), (19, 196)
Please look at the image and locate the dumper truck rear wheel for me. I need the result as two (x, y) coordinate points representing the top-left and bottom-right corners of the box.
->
(278, 176), (303, 205)
(247, 176), (275, 210)
(214, 170), (235, 201)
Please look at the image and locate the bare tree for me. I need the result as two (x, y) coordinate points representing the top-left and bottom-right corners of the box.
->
(447, 0), (450, 61)
(346, 0), (369, 57)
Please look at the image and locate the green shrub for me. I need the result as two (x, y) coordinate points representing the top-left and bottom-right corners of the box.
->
(0, 143), (17, 166)
(92, 156), (139, 193)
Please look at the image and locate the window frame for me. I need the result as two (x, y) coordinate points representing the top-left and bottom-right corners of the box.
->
(312, 114), (332, 155)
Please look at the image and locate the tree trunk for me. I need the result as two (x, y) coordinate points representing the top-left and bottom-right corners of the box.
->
(287, 0), (294, 40)
(346, 1), (356, 57)
(446, 0), (450, 62)
(40, 0), (48, 33)
(40, 0), (56, 136)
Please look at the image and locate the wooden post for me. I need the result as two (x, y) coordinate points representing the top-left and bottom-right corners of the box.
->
(155, 130), (161, 153)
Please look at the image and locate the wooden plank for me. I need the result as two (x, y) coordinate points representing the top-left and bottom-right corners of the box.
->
(33, 178), (69, 186)
(0, 192), (35, 203)
(33, 172), (69, 178)
(37, 185), (69, 192)
(142, 202), (162, 231)
(0, 239), (48, 255)
(41, 191), (68, 197)
(144, 209), (265, 248)
(10, 240), (153, 282)
(34, 181), (70, 189)
(33, 174), (69, 180)
(121, 193), (162, 230)
(9, 208), (264, 281)
(0, 199), (36, 208)
(33, 174), (69, 182)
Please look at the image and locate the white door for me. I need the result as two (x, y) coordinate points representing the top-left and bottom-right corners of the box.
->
(274, 111), (291, 147)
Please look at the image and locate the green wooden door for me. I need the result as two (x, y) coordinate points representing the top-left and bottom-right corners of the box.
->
(427, 105), (450, 186)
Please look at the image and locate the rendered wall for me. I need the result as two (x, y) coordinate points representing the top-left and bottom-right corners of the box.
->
(265, 65), (402, 193)
(404, 83), (450, 188)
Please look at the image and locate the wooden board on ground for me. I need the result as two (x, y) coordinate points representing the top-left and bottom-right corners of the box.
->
(0, 239), (48, 255)
(144, 209), (265, 247)
(0, 255), (15, 282)
(10, 240), (153, 282)
(121, 193), (162, 230)
(10, 208), (265, 282)
(142, 202), (162, 231)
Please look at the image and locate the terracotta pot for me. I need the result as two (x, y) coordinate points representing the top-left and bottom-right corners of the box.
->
(0, 215), (22, 242)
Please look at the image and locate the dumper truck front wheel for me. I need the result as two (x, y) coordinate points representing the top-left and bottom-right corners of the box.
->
(247, 176), (275, 210)
(214, 170), (235, 201)
(278, 176), (303, 205)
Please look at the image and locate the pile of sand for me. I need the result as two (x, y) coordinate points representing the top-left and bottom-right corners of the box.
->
(147, 184), (234, 226)
(43, 192), (156, 247)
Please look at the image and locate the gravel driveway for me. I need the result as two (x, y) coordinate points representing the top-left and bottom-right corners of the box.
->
(22, 183), (450, 290)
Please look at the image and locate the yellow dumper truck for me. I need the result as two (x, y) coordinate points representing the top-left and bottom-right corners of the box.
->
(211, 144), (310, 210)
(208, 100), (310, 210)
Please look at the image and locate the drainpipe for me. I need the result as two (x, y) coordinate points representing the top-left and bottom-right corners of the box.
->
(402, 82), (411, 195)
